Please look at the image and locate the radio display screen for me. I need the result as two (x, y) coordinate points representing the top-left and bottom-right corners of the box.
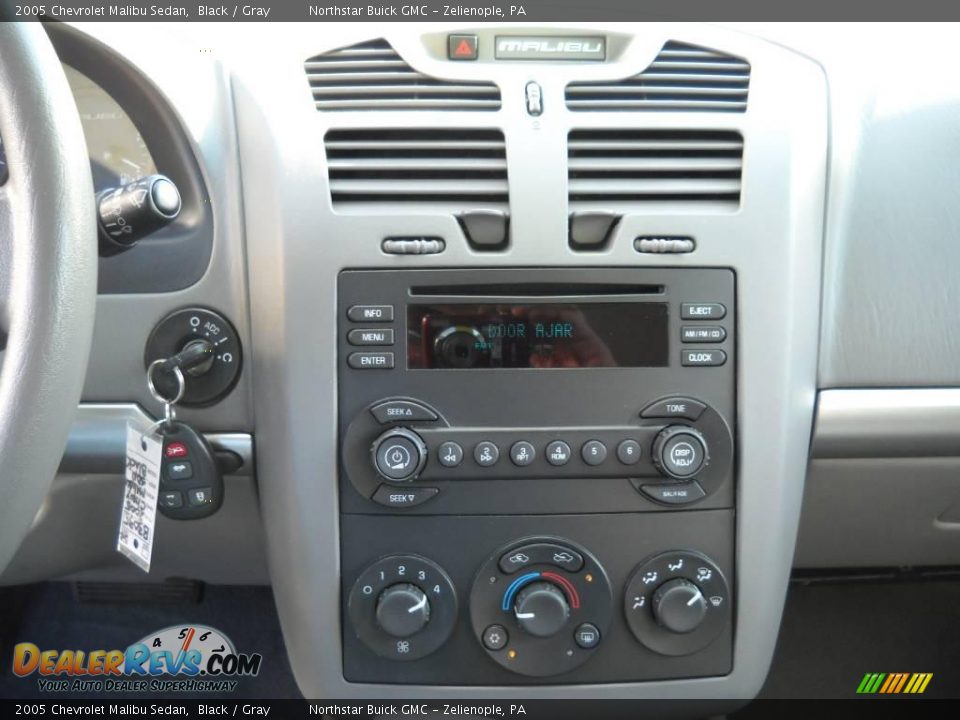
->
(407, 303), (669, 369)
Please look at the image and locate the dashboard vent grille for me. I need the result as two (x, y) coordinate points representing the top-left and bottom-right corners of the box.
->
(325, 128), (508, 211)
(305, 39), (501, 111)
(568, 129), (744, 211)
(565, 41), (750, 113)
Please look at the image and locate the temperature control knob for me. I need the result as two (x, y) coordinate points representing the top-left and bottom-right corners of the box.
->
(652, 426), (708, 479)
(513, 581), (570, 638)
(372, 428), (428, 483)
(376, 584), (431, 638)
(653, 578), (707, 634)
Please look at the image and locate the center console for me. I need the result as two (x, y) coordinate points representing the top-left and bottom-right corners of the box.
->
(338, 268), (736, 684)
(235, 21), (826, 702)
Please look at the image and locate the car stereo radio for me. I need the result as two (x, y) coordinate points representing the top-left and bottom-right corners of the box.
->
(337, 268), (736, 685)
(337, 268), (735, 517)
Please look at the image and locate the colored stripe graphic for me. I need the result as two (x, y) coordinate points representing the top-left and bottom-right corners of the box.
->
(893, 673), (909, 693)
(857, 672), (932, 694)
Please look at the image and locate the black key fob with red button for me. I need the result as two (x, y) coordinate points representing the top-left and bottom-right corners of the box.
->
(156, 421), (224, 520)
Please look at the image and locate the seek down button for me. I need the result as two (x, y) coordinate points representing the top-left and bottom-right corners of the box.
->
(371, 485), (439, 509)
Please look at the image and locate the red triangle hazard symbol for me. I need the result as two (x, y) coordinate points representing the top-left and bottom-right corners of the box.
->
(454, 39), (474, 56)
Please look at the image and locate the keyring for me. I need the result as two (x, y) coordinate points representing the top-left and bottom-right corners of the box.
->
(147, 358), (186, 408)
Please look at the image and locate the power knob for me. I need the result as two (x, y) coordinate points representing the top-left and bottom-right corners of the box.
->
(652, 578), (707, 634)
(513, 581), (570, 638)
(376, 584), (431, 638)
(371, 427), (428, 483)
(652, 426), (708, 479)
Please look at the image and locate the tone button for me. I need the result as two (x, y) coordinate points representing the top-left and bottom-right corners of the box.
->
(641, 397), (707, 421)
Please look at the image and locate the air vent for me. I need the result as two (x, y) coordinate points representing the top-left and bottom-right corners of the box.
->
(325, 128), (508, 212)
(305, 39), (501, 111)
(565, 41), (750, 113)
(567, 129), (744, 211)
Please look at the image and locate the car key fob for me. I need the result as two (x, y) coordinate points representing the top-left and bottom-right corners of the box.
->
(156, 421), (224, 520)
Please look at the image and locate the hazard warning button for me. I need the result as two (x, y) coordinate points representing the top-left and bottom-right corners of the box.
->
(448, 34), (479, 61)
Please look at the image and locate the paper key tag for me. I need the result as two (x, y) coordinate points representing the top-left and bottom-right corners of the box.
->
(117, 422), (163, 573)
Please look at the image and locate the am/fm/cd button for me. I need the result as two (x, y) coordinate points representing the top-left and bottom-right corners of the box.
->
(681, 326), (727, 343)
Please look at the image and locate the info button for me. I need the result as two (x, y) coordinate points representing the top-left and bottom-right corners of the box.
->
(347, 305), (394, 323)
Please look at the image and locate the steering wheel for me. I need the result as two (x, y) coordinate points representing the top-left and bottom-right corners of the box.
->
(0, 23), (97, 572)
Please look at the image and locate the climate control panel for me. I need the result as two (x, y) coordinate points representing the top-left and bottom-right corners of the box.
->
(341, 517), (735, 685)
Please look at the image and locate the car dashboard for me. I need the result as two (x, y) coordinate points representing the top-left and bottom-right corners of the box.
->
(5, 20), (960, 707)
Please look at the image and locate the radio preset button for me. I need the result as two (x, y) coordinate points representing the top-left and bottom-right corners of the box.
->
(438, 442), (464, 468)
(510, 441), (536, 467)
(371, 485), (439, 509)
(616, 439), (642, 465)
(546, 441), (572, 466)
(474, 441), (500, 467)
(681, 326), (727, 343)
(640, 397), (707, 421)
(370, 400), (438, 424)
(348, 352), (395, 370)
(581, 440), (608, 466)
(680, 303), (726, 321)
(348, 328), (395, 346)
(682, 349), (727, 367)
(347, 304), (394, 323)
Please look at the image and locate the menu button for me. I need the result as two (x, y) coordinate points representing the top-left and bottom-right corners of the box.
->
(348, 328), (395, 346)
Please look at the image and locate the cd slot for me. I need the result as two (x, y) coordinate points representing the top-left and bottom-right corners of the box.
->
(409, 283), (665, 298)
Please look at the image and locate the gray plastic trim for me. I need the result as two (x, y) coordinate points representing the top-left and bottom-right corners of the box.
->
(60, 403), (253, 476)
(230, 21), (827, 700)
(54, 23), (254, 435)
(812, 389), (960, 459)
